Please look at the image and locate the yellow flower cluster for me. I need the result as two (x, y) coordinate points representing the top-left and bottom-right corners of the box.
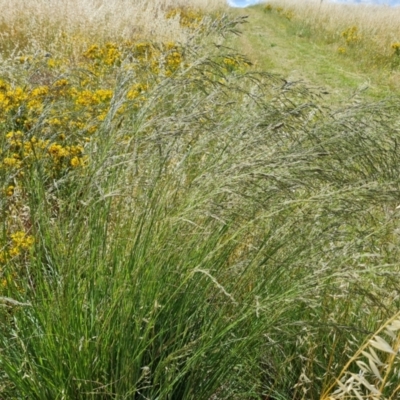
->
(341, 26), (362, 46)
(0, 83), (27, 113)
(4, 185), (14, 196)
(74, 89), (113, 106)
(284, 11), (295, 21)
(0, 40), (186, 192)
(127, 83), (149, 100)
(2, 130), (86, 176)
(82, 41), (185, 84)
(391, 42), (400, 56)
(0, 231), (34, 264)
(263, 5), (294, 21)
(222, 56), (252, 73)
(0, 231), (34, 294)
(48, 143), (86, 168)
(166, 7), (204, 30)
(83, 42), (122, 66)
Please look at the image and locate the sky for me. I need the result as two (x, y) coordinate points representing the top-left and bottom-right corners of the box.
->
(227, 0), (400, 7)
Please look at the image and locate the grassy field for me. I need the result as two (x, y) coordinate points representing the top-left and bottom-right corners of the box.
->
(1, 0), (400, 399)
(262, 0), (400, 62)
(229, 3), (400, 102)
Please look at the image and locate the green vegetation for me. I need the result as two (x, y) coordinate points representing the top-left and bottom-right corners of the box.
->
(229, 4), (400, 103)
(2, 1), (400, 399)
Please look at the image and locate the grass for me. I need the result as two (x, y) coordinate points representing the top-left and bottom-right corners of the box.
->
(0, 0), (227, 53)
(228, 4), (400, 104)
(262, 0), (400, 56)
(1, 0), (400, 399)
(257, 1), (400, 92)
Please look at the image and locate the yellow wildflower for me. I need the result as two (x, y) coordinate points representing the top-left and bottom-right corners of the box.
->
(47, 58), (57, 68)
(31, 86), (49, 97)
(341, 26), (361, 45)
(11, 231), (34, 249)
(70, 156), (80, 167)
(9, 247), (21, 257)
(5, 185), (14, 196)
(54, 79), (69, 87)
(127, 83), (148, 99)
(3, 157), (22, 168)
(48, 143), (69, 158)
(0, 79), (10, 91)
(94, 89), (113, 102)
(391, 42), (400, 55)
(83, 44), (100, 59)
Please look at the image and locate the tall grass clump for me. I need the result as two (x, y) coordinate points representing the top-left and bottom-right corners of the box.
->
(263, 0), (400, 71)
(2, 1), (400, 399)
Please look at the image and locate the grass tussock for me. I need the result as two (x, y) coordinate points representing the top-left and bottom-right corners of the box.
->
(263, 0), (400, 70)
(1, 1), (400, 399)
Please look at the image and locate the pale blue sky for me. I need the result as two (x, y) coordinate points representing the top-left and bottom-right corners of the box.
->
(227, 0), (400, 7)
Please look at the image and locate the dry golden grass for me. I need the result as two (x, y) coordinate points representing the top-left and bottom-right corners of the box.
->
(321, 312), (400, 400)
(0, 0), (228, 55)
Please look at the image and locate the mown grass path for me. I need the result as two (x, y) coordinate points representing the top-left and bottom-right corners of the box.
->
(228, 5), (399, 103)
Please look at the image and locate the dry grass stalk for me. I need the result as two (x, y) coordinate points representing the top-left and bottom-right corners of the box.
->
(322, 312), (400, 400)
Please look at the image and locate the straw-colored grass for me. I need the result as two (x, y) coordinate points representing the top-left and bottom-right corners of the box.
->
(0, 0), (228, 56)
(322, 312), (400, 400)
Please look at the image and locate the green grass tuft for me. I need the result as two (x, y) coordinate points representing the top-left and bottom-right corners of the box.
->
(1, 4), (400, 400)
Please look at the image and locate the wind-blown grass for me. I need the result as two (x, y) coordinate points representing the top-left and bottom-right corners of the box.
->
(1, 2), (400, 399)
